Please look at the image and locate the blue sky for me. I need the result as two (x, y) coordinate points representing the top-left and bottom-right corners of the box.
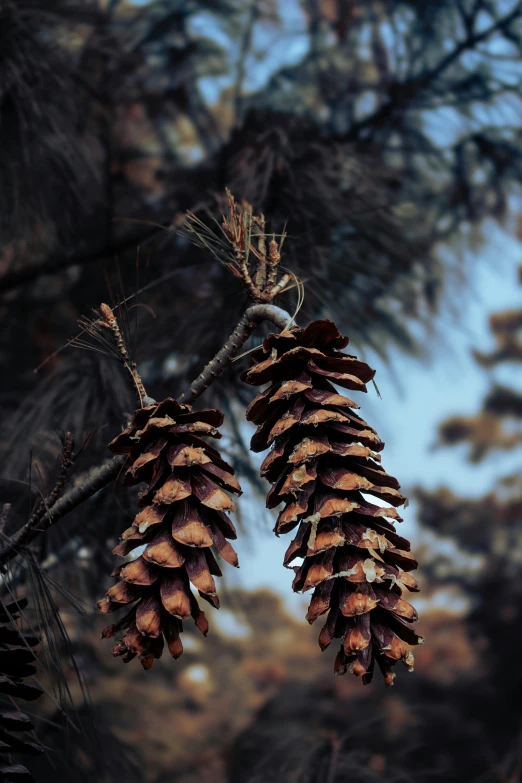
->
(363, 223), (522, 504)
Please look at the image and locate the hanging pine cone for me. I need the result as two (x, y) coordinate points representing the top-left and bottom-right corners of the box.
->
(242, 320), (422, 685)
(98, 398), (241, 670)
(0, 597), (43, 781)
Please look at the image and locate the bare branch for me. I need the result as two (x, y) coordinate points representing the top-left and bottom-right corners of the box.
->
(179, 303), (293, 404)
(0, 304), (293, 568)
(0, 454), (126, 571)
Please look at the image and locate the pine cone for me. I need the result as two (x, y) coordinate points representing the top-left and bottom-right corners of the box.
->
(242, 320), (422, 685)
(98, 398), (241, 669)
(0, 598), (43, 781)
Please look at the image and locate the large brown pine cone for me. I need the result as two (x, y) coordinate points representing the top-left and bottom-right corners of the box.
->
(0, 598), (43, 781)
(242, 320), (422, 685)
(98, 399), (241, 670)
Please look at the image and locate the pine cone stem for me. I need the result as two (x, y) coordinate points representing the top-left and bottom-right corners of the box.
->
(179, 304), (293, 404)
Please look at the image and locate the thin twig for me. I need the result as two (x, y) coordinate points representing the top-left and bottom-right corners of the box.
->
(7, 434), (75, 558)
(345, 1), (522, 140)
(268, 272), (292, 300)
(99, 303), (151, 406)
(266, 236), (280, 287)
(35, 263), (200, 374)
(39, 434), (74, 515)
(253, 214), (267, 291)
(0, 455), (126, 570)
(221, 192), (260, 300)
(0, 304), (294, 568)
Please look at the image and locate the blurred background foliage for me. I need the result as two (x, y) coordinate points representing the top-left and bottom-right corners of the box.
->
(2, 0), (522, 780)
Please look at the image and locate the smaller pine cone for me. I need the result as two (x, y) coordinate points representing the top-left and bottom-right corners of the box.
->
(0, 598), (43, 780)
(242, 320), (423, 686)
(98, 399), (241, 670)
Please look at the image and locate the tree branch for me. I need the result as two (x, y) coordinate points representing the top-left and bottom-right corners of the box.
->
(345, 1), (522, 139)
(0, 303), (293, 568)
(24, 433), (74, 536)
(0, 227), (165, 296)
(0, 454), (126, 570)
(179, 304), (292, 404)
